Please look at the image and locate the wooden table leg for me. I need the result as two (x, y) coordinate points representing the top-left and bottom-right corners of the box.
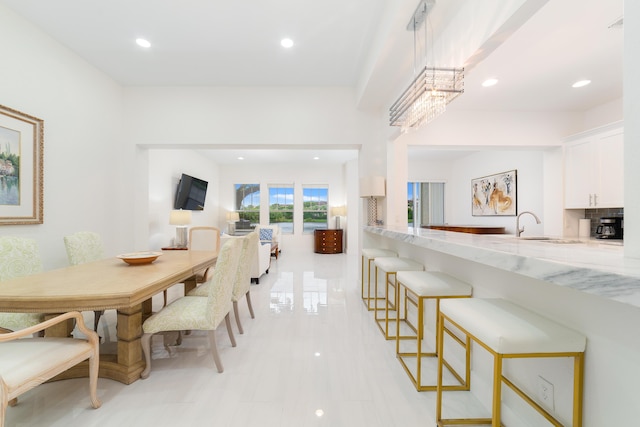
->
(184, 275), (198, 295)
(49, 305), (145, 384)
(43, 313), (74, 337)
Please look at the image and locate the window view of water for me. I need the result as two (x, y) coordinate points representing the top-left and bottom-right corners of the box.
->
(235, 183), (328, 236)
(270, 222), (327, 234)
(0, 176), (19, 205)
(273, 222), (293, 234)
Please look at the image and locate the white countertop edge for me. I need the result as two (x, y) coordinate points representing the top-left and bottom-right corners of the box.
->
(364, 226), (640, 309)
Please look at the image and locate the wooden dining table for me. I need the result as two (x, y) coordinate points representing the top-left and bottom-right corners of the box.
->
(0, 249), (217, 384)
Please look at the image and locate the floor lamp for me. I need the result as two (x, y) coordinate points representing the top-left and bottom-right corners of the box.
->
(359, 176), (386, 226)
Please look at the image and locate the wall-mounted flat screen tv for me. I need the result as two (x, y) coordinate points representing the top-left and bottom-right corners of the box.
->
(174, 173), (208, 210)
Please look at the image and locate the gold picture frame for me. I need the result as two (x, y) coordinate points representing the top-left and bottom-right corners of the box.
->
(0, 104), (44, 225)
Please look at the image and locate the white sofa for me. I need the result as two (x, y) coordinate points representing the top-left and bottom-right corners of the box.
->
(221, 232), (271, 284)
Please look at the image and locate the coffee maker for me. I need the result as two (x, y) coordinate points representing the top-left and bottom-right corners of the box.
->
(595, 217), (623, 239)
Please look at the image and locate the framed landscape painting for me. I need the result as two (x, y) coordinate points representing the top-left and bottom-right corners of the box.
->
(471, 170), (517, 216)
(0, 104), (44, 225)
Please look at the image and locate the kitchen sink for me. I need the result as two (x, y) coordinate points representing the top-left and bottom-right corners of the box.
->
(541, 239), (583, 244)
(518, 236), (582, 244)
(519, 236), (554, 240)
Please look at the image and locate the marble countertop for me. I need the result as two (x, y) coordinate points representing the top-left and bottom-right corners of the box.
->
(364, 226), (640, 309)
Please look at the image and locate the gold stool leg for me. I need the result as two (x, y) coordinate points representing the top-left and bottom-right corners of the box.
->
(361, 255), (367, 306)
(384, 272), (399, 339)
(367, 258), (385, 311)
(574, 352), (585, 427)
(436, 310), (445, 422)
(492, 354), (503, 427)
(415, 294), (425, 388)
(375, 269), (397, 339)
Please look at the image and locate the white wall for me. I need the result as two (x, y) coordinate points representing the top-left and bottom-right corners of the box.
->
(147, 149), (220, 251)
(624, 2), (640, 258)
(122, 86), (379, 147)
(0, 4), (129, 269)
(407, 148), (565, 236)
(583, 97), (624, 130)
(406, 148), (552, 236)
(449, 150), (545, 235)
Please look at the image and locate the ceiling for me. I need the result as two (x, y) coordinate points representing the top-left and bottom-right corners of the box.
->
(1, 0), (624, 164)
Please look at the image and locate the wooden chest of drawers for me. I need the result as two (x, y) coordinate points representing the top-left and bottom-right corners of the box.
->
(314, 229), (343, 254)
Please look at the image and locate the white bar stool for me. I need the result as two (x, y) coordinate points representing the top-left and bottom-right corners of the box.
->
(361, 248), (397, 311)
(373, 257), (423, 340)
(395, 271), (472, 391)
(436, 298), (586, 427)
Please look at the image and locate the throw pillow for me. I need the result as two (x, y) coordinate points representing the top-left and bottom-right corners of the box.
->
(259, 228), (273, 243)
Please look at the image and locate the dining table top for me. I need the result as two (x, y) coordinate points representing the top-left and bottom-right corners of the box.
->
(0, 250), (218, 313)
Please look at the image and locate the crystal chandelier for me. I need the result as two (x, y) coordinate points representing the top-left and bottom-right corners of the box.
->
(389, 0), (464, 132)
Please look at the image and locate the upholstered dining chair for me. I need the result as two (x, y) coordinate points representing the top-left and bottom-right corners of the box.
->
(0, 311), (101, 426)
(140, 238), (242, 378)
(189, 231), (257, 334)
(63, 231), (104, 265)
(63, 231), (106, 331)
(0, 236), (44, 334)
(188, 226), (222, 283)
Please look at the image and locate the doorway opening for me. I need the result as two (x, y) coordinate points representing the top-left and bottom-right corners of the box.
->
(408, 182), (445, 228)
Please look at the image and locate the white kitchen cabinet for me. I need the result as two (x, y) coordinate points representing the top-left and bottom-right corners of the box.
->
(564, 123), (624, 209)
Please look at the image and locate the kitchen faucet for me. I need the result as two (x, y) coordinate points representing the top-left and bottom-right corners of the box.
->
(516, 211), (541, 237)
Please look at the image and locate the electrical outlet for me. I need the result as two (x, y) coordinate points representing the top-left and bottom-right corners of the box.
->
(537, 375), (555, 411)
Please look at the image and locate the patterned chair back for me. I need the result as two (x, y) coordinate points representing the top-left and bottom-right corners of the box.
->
(64, 231), (104, 265)
(232, 231), (257, 301)
(0, 236), (42, 281)
(205, 238), (241, 327)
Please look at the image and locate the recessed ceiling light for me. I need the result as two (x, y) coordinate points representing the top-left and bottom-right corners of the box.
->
(136, 38), (151, 48)
(237, 156), (244, 160)
(572, 80), (591, 88)
(281, 38), (294, 48)
(482, 78), (498, 87)
(315, 409), (324, 417)
(313, 156), (320, 160)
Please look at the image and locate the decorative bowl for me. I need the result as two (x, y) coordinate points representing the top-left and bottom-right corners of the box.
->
(117, 251), (163, 265)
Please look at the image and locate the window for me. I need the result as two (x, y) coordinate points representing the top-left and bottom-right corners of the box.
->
(235, 184), (260, 225)
(269, 185), (294, 234)
(408, 182), (445, 228)
(302, 186), (328, 233)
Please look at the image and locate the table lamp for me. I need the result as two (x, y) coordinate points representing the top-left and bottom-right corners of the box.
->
(169, 209), (192, 248)
(359, 176), (386, 226)
(226, 211), (240, 234)
(331, 205), (347, 229)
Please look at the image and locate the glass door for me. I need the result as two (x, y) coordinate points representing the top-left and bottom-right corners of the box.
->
(408, 182), (445, 228)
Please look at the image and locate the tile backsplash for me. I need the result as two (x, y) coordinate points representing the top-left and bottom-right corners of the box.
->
(584, 207), (624, 237)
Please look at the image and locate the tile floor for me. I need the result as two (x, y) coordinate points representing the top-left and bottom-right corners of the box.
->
(5, 251), (445, 427)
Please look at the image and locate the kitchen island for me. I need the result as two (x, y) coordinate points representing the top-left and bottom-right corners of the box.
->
(365, 225), (640, 308)
(363, 226), (640, 426)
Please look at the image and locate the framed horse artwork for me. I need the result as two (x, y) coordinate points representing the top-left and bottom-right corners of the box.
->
(471, 170), (517, 216)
